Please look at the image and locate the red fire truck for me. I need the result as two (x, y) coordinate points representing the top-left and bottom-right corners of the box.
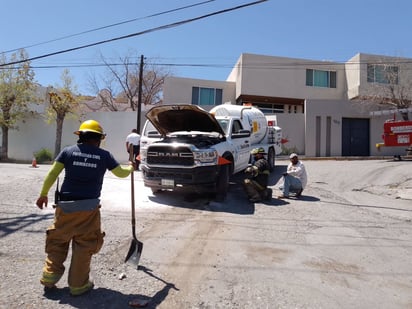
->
(376, 119), (412, 158)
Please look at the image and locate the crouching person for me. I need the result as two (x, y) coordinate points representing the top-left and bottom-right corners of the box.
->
(35, 120), (134, 296)
(278, 153), (307, 199)
(243, 147), (272, 203)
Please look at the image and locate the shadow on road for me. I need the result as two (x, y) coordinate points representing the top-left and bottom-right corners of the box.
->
(42, 265), (179, 309)
(0, 212), (53, 237)
(138, 265), (179, 308)
(269, 164), (287, 186)
(148, 186), (256, 215)
(44, 286), (152, 309)
(146, 164), (321, 215)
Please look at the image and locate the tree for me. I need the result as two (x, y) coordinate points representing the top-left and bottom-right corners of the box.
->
(359, 57), (412, 120)
(87, 72), (127, 111)
(46, 69), (80, 158)
(0, 49), (36, 161)
(88, 51), (170, 111)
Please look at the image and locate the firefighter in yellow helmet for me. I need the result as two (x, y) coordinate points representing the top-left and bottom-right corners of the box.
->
(36, 120), (134, 296)
(75, 119), (107, 137)
(243, 147), (272, 202)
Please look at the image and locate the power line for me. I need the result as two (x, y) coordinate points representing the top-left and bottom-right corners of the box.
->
(21, 59), (412, 71)
(1, 0), (216, 54)
(0, 0), (268, 68)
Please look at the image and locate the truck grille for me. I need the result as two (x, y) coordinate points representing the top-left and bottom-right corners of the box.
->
(147, 145), (194, 166)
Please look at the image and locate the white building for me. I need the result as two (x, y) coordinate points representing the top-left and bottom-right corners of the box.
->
(3, 52), (412, 161)
(163, 52), (412, 157)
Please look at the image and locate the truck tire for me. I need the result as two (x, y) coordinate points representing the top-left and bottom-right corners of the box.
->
(151, 188), (162, 194)
(215, 164), (229, 202)
(268, 147), (275, 172)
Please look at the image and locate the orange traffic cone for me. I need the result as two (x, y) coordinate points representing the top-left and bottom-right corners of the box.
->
(31, 157), (38, 168)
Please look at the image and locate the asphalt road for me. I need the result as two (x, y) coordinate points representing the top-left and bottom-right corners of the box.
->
(0, 158), (411, 308)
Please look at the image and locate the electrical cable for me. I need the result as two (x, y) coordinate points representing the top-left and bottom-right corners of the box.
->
(0, 0), (267, 68)
(1, 0), (216, 54)
(25, 59), (412, 71)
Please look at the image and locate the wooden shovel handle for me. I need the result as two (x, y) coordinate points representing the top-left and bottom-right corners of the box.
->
(129, 144), (136, 232)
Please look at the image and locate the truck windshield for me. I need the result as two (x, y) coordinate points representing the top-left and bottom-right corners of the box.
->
(142, 121), (159, 137)
(217, 119), (229, 135)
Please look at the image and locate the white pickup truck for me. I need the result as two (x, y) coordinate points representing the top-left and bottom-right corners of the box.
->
(139, 103), (283, 201)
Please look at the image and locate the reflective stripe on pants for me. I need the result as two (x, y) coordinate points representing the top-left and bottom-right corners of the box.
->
(41, 206), (104, 289)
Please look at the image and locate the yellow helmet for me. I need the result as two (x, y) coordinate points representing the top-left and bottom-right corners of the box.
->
(74, 120), (106, 139)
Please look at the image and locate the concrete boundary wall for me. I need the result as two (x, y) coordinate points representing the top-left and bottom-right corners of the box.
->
(6, 111), (145, 163)
(6, 111), (307, 163)
(2, 107), (410, 162)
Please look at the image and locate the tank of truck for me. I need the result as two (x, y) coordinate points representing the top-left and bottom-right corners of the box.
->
(210, 104), (268, 145)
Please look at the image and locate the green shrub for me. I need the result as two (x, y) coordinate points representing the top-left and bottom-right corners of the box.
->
(281, 145), (300, 156)
(34, 148), (53, 163)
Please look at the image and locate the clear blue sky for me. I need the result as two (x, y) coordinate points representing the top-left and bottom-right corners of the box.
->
(2, 0), (411, 95)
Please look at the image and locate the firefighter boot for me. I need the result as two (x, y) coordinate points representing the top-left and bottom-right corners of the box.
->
(262, 188), (273, 201)
(243, 179), (262, 202)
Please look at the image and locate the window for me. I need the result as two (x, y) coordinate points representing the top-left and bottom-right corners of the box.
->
(367, 64), (398, 84)
(253, 103), (284, 114)
(191, 87), (223, 106)
(306, 69), (337, 88)
(288, 105), (298, 113)
(231, 120), (243, 134)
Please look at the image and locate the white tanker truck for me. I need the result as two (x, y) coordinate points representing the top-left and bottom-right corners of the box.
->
(139, 103), (283, 201)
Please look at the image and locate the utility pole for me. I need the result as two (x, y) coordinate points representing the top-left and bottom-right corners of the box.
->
(137, 54), (144, 133)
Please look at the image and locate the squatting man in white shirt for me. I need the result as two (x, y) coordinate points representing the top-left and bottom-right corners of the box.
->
(277, 153), (308, 199)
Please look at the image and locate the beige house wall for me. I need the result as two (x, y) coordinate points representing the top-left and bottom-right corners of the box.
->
(163, 77), (236, 105)
(230, 53), (347, 100)
(304, 99), (365, 157)
(275, 113), (305, 154)
(347, 53), (412, 100)
(304, 99), (411, 157)
(345, 54), (361, 99)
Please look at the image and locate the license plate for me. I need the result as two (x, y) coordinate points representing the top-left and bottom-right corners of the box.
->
(161, 179), (174, 187)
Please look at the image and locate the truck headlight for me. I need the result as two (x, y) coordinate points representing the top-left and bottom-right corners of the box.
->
(193, 150), (218, 164)
(140, 148), (147, 162)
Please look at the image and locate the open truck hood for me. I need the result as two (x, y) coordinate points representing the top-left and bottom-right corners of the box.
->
(145, 104), (225, 136)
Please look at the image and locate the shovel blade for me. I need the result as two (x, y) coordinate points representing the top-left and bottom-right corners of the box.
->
(125, 238), (143, 268)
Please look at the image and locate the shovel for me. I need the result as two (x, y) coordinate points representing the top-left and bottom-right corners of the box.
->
(124, 144), (143, 268)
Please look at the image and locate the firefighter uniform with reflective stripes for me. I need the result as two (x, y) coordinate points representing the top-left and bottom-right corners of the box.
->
(243, 148), (272, 202)
(36, 120), (133, 296)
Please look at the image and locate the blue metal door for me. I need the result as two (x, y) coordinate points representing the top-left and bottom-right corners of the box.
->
(342, 118), (370, 156)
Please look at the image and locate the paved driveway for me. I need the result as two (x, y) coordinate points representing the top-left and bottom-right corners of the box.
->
(0, 158), (411, 308)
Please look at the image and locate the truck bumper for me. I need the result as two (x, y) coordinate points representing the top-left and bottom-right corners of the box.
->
(141, 165), (220, 193)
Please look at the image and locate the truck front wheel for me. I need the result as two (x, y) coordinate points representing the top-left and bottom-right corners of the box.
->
(151, 188), (162, 194)
(215, 164), (229, 202)
(268, 147), (275, 171)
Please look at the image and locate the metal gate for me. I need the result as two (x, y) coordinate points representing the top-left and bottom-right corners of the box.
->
(342, 118), (370, 156)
